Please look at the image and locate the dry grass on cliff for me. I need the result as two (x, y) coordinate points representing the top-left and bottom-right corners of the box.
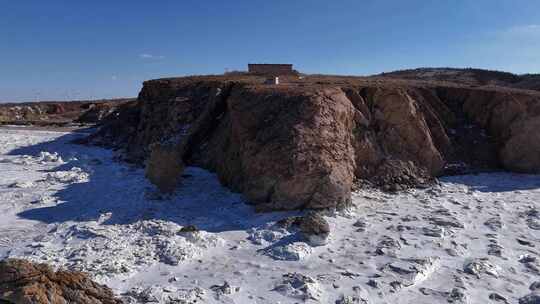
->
(148, 73), (540, 97)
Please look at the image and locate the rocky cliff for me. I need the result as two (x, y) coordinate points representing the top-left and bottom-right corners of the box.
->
(87, 75), (540, 211)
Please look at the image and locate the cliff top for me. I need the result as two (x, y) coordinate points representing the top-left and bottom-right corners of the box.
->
(146, 73), (540, 97)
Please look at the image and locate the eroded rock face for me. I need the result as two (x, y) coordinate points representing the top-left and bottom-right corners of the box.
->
(196, 87), (356, 210)
(88, 76), (540, 211)
(450, 88), (540, 173)
(369, 89), (445, 176)
(346, 87), (446, 188)
(0, 259), (121, 304)
(145, 143), (184, 193)
(500, 117), (540, 173)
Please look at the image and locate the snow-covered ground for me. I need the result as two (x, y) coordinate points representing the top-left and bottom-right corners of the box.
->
(0, 127), (539, 304)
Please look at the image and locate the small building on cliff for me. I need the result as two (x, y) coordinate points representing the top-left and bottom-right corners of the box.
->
(248, 64), (295, 75)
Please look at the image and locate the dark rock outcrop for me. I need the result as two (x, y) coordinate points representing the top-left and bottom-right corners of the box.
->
(437, 86), (540, 174)
(0, 99), (133, 126)
(75, 103), (116, 124)
(146, 143), (185, 193)
(86, 75), (540, 211)
(0, 259), (121, 304)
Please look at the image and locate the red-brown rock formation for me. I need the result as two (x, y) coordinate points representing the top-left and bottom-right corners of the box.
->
(0, 259), (121, 304)
(87, 75), (540, 211)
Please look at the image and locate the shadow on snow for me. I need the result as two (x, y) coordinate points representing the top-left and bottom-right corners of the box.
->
(9, 130), (539, 234)
(440, 172), (540, 193)
(9, 132), (296, 233)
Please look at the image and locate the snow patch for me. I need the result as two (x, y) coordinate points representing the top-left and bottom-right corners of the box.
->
(273, 273), (322, 301)
(9, 219), (223, 282)
(37, 151), (64, 163)
(266, 242), (313, 261)
(122, 285), (206, 304)
(2, 128), (540, 304)
(45, 167), (89, 184)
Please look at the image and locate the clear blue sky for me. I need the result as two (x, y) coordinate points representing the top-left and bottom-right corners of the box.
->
(1, 0), (539, 102)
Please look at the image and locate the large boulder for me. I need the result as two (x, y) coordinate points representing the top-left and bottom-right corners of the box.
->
(145, 143), (185, 193)
(0, 259), (121, 304)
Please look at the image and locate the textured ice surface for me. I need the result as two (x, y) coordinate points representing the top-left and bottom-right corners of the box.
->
(1, 127), (539, 304)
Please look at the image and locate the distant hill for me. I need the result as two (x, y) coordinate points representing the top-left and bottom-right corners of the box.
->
(378, 68), (540, 91)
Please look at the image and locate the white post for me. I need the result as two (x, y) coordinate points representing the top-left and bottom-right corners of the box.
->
(275, 77), (279, 85)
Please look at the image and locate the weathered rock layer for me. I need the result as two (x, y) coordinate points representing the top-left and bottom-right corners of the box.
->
(0, 259), (121, 304)
(87, 75), (540, 211)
